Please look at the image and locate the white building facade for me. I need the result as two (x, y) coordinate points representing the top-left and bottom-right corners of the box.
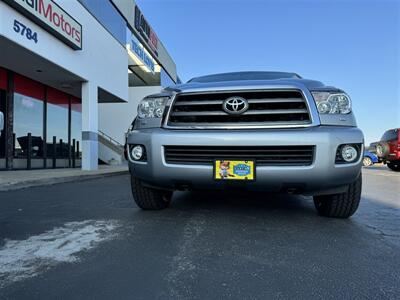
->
(0, 0), (178, 171)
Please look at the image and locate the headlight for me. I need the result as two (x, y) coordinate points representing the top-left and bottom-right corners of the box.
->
(138, 97), (169, 118)
(311, 92), (351, 114)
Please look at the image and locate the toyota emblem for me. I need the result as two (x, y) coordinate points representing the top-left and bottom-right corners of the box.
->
(222, 97), (249, 115)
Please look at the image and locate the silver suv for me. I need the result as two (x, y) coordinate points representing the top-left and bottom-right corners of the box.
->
(126, 72), (363, 218)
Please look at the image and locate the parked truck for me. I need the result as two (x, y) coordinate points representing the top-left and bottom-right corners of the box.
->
(376, 128), (400, 171)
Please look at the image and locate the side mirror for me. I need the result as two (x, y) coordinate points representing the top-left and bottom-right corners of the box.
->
(0, 111), (4, 135)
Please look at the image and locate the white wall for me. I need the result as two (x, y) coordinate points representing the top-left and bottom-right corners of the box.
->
(98, 142), (122, 165)
(0, 0), (128, 101)
(99, 86), (162, 144)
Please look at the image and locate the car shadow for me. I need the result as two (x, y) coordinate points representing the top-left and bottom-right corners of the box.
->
(170, 190), (317, 217)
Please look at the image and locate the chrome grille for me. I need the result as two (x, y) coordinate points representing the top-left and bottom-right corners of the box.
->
(166, 90), (311, 128)
(164, 146), (315, 166)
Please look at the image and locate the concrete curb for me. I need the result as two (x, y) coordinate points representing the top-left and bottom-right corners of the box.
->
(0, 170), (129, 192)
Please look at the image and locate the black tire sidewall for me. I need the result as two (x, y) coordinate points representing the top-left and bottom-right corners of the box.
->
(313, 174), (362, 218)
(130, 176), (172, 210)
(387, 161), (400, 171)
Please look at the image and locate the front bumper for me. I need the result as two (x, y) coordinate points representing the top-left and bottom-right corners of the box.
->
(127, 126), (364, 195)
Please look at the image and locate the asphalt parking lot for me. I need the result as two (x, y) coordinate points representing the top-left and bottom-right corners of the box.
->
(0, 165), (399, 299)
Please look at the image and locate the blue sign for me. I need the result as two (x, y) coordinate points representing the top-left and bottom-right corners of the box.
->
(129, 34), (155, 74)
(233, 164), (251, 176)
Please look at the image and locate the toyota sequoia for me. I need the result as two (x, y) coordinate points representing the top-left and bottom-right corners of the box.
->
(126, 72), (364, 218)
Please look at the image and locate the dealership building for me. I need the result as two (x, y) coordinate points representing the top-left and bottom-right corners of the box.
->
(0, 0), (178, 171)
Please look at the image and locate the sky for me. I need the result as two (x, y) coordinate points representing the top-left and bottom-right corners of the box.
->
(136, 0), (400, 144)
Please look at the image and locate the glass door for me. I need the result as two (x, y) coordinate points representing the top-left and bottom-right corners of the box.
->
(0, 89), (6, 159)
(0, 68), (7, 161)
(13, 74), (44, 169)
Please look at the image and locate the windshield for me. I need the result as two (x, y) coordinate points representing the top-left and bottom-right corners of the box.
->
(188, 71), (301, 83)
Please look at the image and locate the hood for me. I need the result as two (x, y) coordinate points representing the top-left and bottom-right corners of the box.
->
(145, 78), (342, 99)
(163, 78), (337, 94)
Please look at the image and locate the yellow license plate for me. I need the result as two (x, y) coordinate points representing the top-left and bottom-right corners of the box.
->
(214, 160), (255, 181)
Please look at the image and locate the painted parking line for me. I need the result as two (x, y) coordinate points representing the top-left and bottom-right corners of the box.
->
(0, 220), (120, 288)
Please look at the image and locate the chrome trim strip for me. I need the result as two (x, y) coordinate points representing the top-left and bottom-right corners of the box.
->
(248, 98), (304, 104)
(174, 100), (223, 106)
(170, 108), (308, 117)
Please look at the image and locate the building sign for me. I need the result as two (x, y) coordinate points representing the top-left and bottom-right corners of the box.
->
(3, 0), (82, 50)
(127, 33), (155, 74)
(134, 5), (158, 57)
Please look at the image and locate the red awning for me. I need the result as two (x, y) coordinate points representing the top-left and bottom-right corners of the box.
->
(14, 74), (45, 100)
(0, 67), (7, 90)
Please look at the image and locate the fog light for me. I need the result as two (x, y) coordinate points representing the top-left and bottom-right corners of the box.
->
(131, 145), (144, 160)
(341, 145), (358, 162)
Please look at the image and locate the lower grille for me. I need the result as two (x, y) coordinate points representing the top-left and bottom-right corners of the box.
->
(164, 146), (315, 166)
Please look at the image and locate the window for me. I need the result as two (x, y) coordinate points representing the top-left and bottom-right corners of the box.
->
(0, 67), (6, 158)
(13, 75), (44, 158)
(1, 68), (82, 168)
(47, 87), (70, 158)
(79, 0), (127, 46)
(0, 95), (6, 158)
(381, 129), (398, 142)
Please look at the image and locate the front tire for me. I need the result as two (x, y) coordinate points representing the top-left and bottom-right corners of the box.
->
(387, 161), (400, 172)
(362, 156), (373, 167)
(313, 175), (362, 218)
(130, 176), (172, 210)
